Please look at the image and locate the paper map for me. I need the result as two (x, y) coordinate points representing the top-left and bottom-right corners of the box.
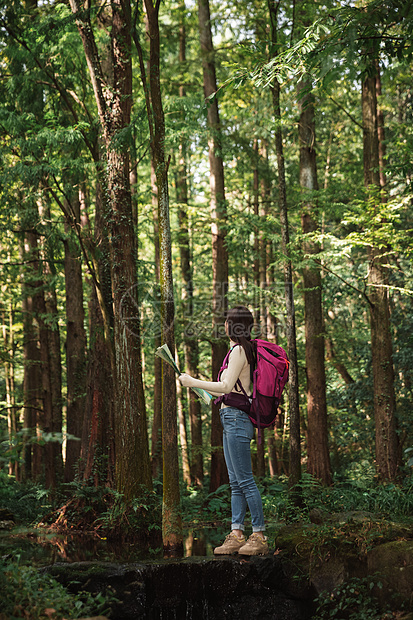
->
(155, 344), (213, 405)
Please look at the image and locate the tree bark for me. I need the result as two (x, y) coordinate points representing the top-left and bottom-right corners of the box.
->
(63, 194), (87, 482)
(259, 140), (270, 338)
(252, 140), (266, 477)
(2, 303), (18, 478)
(142, 0), (183, 551)
(150, 162), (163, 480)
(267, 430), (280, 477)
(375, 62), (387, 191)
(39, 202), (64, 483)
(70, 0), (152, 499)
(81, 285), (116, 487)
(198, 0), (229, 493)
(27, 229), (56, 488)
(20, 236), (41, 481)
(77, 180), (116, 488)
(177, 375), (191, 487)
(326, 338), (354, 385)
(298, 79), (332, 486)
(177, 8), (204, 487)
(253, 138), (261, 327)
(362, 73), (399, 481)
(268, 0), (301, 496)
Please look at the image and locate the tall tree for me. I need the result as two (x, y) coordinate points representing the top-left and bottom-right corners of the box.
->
(63, 194), (87, 482)
(362, 66), (399, 481)
(78, 182), (116, 487)
(135, 0), (183, 551)
(295, 0), (332, 486)
(20, 234), (40, 481)
(298, 79), (332, 485)
(1, 298), (17, 478)
(268, 0), (301, 494)
(150, 163), (163, 480)
(177, 5), (204, 487)
(69, 0), (152, 499)
(39, 201), (64, 483)
(27, 227), (57, 488)
(198, 0), (229, 492)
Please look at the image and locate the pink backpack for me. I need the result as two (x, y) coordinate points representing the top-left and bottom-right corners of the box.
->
(215, 339), (289, 432)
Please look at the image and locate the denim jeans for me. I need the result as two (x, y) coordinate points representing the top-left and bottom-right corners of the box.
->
(220, 406), (265, 532)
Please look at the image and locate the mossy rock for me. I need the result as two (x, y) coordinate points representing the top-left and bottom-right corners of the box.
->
(273, 516), (413, 610)
(368, 540), (413, 610)
(274, 516), (413, 561)
(44, 557), (315, 620)
(44, 561), (132, 587)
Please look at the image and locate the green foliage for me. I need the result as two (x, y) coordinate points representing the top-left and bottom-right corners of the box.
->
(39, 480), (162, 541)
(314, 576), (384, 620)
(180, 472), (413, 536)
(181, 483), (231, 525)
(0, 472), (162, 541)
(0, 553), (115, 620)
(224, 20), (330, 90)
(0, 430), (78, 473)
(259, 473), (413, 523)
(284, 517), (398, 566)
(93, 485), (162, 537)
(0, 472), (50, 524)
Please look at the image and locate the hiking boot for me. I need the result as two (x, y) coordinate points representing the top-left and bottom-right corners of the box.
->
(238, 533), (269, 556)
(213, 532), (246, 555)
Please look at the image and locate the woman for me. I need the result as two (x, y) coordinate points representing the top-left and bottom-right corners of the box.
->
(179, 305), (268, 556)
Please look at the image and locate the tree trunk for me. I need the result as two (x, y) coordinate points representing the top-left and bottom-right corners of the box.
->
(20, 236), (41, 481)
(253, 139), (261, 326)
(26, 229), (56, 488)
(81, 286), (116, 487)
(177, 9), (204, 487)
(255, 430), (267, 479)
(2, 303), (18, 478)
(70, 0), (152, 499)
(177, 375), (191, 487)
(375, 62), (387, 191)
(297, 79), (332, 486)
(143, 0), (182, 551)
(150, 162), (163, 480)
(267, 431), (280, 477)
(76, 178), (116, 487)
(268, 0), (301, 496)
(198, 0), (229, 493)
(252, 141), (266, 477)
(39, 202), (64, 483)
(63, 194), (87, 482)
(178, 191), (203, 486)
(259, 140), (270, 338)
(362, 73), (399, 481)
(326, 337), (354, 385)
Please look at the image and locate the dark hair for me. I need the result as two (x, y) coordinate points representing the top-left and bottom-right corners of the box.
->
(226, 306), (256, 366)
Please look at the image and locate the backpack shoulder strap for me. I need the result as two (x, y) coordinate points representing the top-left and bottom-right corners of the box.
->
(217, 344), (240, 381)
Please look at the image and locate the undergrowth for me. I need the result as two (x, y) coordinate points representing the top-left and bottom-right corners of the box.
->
(180, 470), (413, 528)
(0, 553), (116, 620)
(0, 472), (162, 543)
(313, 576), (385, 620)
(1, 468), (412, 535)
(259, 471), (413, 524)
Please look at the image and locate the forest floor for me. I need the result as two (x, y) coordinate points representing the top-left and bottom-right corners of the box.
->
(1, 474), (413, 618)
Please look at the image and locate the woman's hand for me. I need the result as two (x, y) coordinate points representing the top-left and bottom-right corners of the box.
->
(179, 373), (194, 387)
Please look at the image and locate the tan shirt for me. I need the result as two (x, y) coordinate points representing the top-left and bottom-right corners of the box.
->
(179, 341), (251, 398)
